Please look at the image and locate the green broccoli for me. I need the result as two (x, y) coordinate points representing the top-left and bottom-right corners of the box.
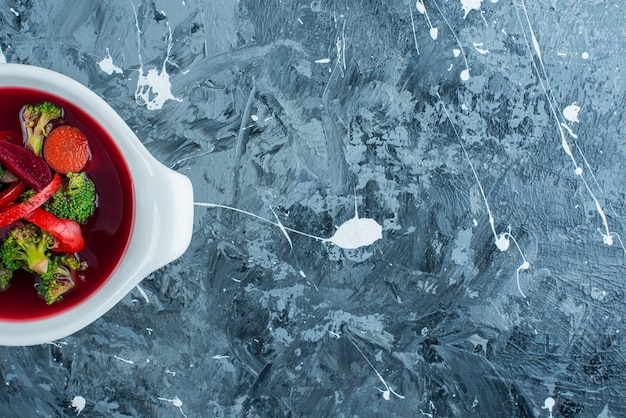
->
(0, 262), (16, 291)
(21, 101), (63, 155)
(44, 172), (96, 224)
(36, 253), (87, 304)
(0, 223), (55, 274)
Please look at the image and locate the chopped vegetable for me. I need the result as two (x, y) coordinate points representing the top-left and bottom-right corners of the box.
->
(36, 253), (87, 304)
(0, 222), (55, 275)
(0, 181), (27, 209)
(43, 125), (90, 174)
(43, 172), (96, 224)
(0, 101), (97, 305)
(0, 140), (52, 190)
(21, 101), (63, 156)
(0, 257), (18, 290)
(0, 172), (61, 228)
(24, 208), (85, 253)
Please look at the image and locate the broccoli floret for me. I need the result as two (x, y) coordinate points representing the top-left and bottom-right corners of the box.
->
(21, 101), (63, 155)
(0, 223), (55, 274)
(0, 262), (16, 291)
(44, 172), (96, 224)
(36, 254), (86, 304)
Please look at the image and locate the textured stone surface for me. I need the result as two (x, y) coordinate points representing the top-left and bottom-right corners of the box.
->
(0, 0), (625, 416)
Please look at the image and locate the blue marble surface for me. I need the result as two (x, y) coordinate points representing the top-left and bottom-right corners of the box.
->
(1, 0), (625, 416)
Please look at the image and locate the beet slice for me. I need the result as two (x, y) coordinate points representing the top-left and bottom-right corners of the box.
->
(0, 141), (51, 190)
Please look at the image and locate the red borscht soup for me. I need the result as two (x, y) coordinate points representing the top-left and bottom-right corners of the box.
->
(0, 87), (135, 321)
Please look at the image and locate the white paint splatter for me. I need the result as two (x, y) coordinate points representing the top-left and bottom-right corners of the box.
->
(437, 94), (530, 297)
(327, 216), (383, 249)
(515, 0), (615, 247)
(71, 396), (86, 415)
(194, 202), (383, 250)
(542, 397), (555, 418)
(135, 59), (181, 110)
(432, 0), (470, 81)
(0, 47), (6, 64)
(347, 333), (404, 400)
(415, 1), (439, 41)
(131, 5), (182, 110)
(336, 21), (347, 73)
(581, 51), (589, 59)
(97, 48), (123, 75)
(409, 2), (420, 54)
(452, 48), (461, 57)
(563, 102), (581, 123)
(315, 57), (331, 64)
(158, 397), (187, 417)
(473, 42), (489, 54)
(560, 122), (578, 139)
(9, 7), (18, 16)
(113, 355), (135, 365)
(460, 0), (483, 19)
(136, 284), (149, 303)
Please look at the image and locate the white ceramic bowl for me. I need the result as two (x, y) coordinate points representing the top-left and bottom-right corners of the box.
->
(0, 64), (194, 346)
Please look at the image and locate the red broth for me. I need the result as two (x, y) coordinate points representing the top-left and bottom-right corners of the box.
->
(0, 87), (135, 321)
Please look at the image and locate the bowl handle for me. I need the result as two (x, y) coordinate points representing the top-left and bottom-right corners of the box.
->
(147, 166), (194, 270)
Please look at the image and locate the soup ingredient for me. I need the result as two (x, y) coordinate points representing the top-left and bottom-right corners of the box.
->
(21, 101), (62, 156)
(0, 172), (61, 228)
(0, 222), (55, 275)
(24, 208), (85, 253)
(0, 101), (99, 305)
(0, 181), (26, 209)
(0, 140), (52, 190)
(0, 242), (21, 290)
(43, 125), (90, 174)
(36, 253), (86, 304)
(43, 172), (96, 224)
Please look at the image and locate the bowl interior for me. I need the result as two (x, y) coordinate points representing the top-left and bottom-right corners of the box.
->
(0, 87), (135, 321)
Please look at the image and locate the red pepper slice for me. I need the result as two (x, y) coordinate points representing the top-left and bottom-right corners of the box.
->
(0, 181), (27, 210)
(0, 173), (61, 228)
(24, 208), (85, 253)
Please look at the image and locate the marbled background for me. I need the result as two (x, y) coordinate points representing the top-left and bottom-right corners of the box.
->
(1, 0), (625, 416)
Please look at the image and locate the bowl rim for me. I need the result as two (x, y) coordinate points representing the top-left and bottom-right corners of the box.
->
(0, 63), (194, 345)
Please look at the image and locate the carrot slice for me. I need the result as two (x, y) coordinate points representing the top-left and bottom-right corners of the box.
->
(43, 125), (90, 174)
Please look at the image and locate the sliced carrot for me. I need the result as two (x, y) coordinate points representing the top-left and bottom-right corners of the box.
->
(43, 125), (90, 174)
